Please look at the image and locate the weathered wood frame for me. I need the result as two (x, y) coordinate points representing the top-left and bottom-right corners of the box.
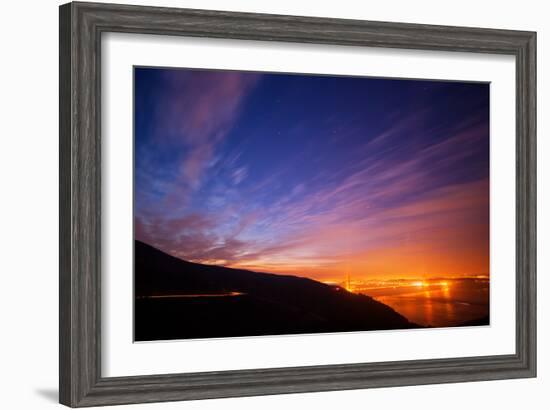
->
(59, 2), (536, 407)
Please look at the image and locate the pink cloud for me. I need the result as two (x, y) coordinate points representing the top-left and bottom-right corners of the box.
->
(137, 101), (488, 280)
(157, 71), (259, 186)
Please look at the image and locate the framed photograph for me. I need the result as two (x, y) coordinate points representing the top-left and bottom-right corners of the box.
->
(59, 1), (536, 407)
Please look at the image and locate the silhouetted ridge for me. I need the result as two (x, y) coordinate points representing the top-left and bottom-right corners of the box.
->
(135, 240), (417, 341)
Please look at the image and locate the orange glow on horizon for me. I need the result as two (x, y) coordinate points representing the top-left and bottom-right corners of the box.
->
(190, 179), (489, 285)
(225, 242), (489, 283)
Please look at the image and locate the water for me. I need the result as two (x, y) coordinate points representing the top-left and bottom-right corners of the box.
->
(359, 278), (489, 328)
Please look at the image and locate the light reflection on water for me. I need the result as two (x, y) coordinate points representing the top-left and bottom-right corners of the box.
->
(359, 278), (489, 327)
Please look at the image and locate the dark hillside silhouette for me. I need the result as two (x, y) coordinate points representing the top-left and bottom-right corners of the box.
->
(135, 240), (417, 341)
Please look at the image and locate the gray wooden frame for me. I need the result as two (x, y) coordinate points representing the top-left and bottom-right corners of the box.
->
(59, 1), (536, 407)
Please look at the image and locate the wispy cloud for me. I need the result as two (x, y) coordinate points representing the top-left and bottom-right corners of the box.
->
(138, 119), (488, 279)
(135, 70), (489, 281)
(135, 69), (259, 217)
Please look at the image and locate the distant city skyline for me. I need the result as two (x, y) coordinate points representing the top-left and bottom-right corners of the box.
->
(134, 67), (489, 281)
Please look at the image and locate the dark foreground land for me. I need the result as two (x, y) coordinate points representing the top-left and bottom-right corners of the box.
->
(135, 240), (418, 341)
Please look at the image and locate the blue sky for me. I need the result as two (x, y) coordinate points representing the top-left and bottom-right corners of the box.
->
(134, 67), (489, 281)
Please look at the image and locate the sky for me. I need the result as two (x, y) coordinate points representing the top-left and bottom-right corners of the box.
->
(134, 67), (489, 282)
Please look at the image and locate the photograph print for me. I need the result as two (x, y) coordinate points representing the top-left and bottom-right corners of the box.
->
(134, 67), (490, 342)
